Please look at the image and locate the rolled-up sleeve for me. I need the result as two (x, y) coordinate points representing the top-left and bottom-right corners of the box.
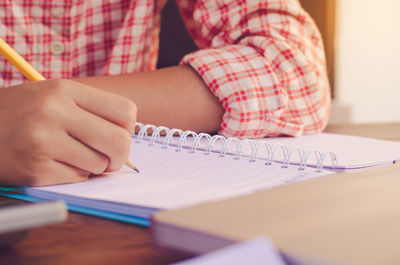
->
(176, 0), (331, 138)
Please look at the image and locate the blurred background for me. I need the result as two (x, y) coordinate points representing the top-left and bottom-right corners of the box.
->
(157, 0), (400, 125)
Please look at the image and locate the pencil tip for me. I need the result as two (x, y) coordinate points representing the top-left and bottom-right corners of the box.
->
(125, 160), (139, 173)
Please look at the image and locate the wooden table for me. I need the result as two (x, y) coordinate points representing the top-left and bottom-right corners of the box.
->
(1, 123), (399, 265)
(325, 123), (400, 141)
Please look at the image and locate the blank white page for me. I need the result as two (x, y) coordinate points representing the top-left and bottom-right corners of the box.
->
(30, 140), (334, 210)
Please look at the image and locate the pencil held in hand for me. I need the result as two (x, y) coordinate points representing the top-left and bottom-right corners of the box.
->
(0, 38), (139, 174)
(125, 160), (140, 173)
(0, 38), (45, 81)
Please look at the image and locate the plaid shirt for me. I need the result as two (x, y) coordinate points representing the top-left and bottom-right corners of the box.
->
(0, 0), (330, 138)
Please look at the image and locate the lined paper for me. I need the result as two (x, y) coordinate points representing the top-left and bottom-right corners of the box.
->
(26, 131), (400, 219)
(139, 133), (400, 170)
(253, 133), (400, 168)
(28, 140), (334, 211)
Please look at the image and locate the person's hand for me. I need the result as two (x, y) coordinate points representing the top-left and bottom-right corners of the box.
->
(0, 79), (137, 186)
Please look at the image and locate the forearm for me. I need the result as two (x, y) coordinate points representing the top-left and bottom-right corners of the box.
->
(75, 65), (224, 133)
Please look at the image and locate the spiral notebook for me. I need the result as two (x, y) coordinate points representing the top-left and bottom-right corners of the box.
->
(12, 123), (400, 226)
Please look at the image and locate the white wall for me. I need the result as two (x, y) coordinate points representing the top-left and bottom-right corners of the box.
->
(331, 0), (400, 124)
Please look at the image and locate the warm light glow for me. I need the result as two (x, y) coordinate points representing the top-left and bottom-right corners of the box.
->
(334, 0), (400, 123)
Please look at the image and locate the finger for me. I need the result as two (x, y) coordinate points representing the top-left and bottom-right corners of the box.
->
(31, 160), (89, 187)
(51, 132), (109, 174)
(66, 106), (131, 171)
(69, 81), (137, 134)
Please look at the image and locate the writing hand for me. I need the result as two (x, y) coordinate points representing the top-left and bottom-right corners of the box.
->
(0, 79), (137, 186)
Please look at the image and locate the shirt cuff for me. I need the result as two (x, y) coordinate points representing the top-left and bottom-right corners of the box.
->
(181, 45), (307, 138)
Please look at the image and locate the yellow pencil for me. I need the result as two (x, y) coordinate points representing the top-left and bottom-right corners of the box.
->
(0, 38), (139, 173)
(0, 38), (45, 81)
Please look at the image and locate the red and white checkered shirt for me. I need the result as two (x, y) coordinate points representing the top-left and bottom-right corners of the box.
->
(0, 0), (330, 138)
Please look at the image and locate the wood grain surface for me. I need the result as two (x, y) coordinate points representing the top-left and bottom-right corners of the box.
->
(0, 196), (190, 265)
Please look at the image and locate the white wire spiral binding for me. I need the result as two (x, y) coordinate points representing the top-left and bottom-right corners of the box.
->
(238, 139), (256, 162)
(134, 122), (144, 140)
(150, 126), (170, 146)
(281, 146), (295, 168)
(298, 148), (308, 170)
(206, 135), (226, 155)
(162, 128), (184, 149)
(191, 133), (212, 153)
(137, 124), (157, 143)
(133, 123), (338, 171)
(177, 130), (198, 152)
(222, 137), (242, 159)
(249, 141), (264, 162)
(265, 143), (281, 165)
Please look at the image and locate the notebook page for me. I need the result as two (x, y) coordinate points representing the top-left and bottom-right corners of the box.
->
(137, 132), (400, 170)
(29, 140), (334, 210)
(258, 133), (400, 169)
